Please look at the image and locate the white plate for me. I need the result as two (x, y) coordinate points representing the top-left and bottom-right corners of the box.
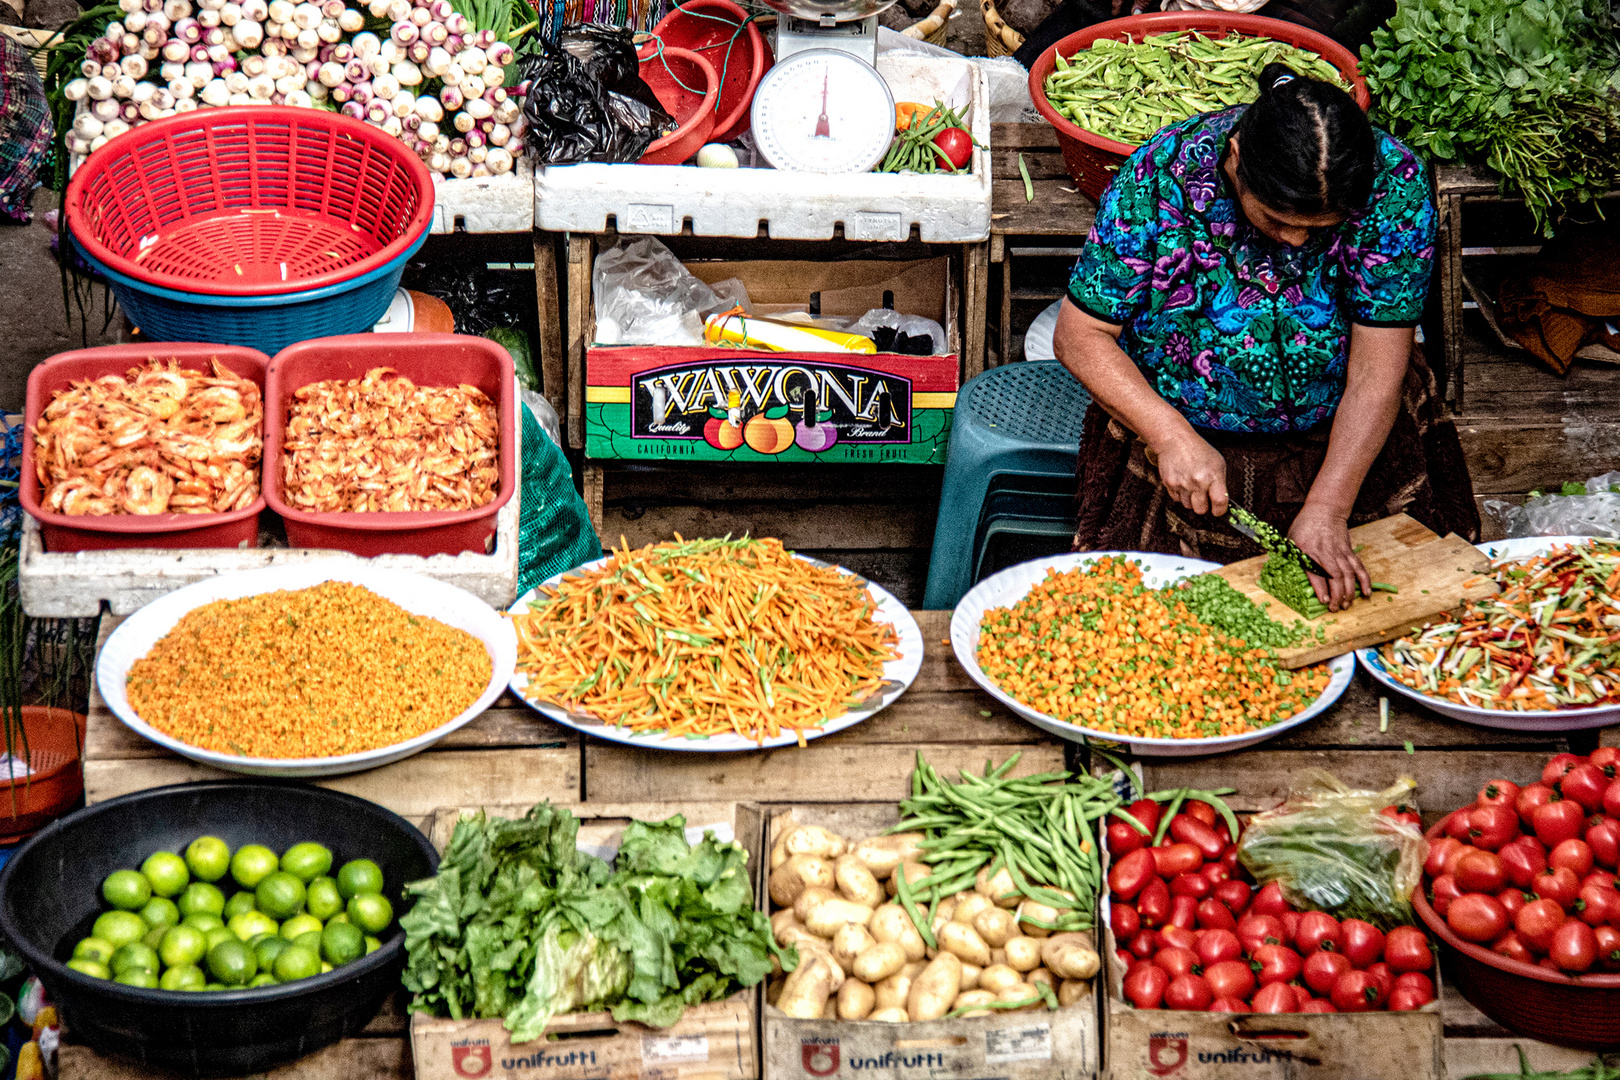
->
(1357, 535), (1620, 731)
(507, 554), (924, 752)
(951, 552), (1354, 757)
(96, 561), (517, 777)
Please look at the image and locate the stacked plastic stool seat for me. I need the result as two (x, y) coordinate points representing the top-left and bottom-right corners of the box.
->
(922, 360), (1092, 609)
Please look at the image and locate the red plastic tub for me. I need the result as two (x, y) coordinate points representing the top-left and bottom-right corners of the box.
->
(638, 47), (719, 165)
(0, 707), (87, 844)
(21, 343), (269, 552)
(651, 0), (772, 143)
(262, 333), (515, 557)
(1413, 811), (1620, 1050)
(1028, 12), (1371, 201)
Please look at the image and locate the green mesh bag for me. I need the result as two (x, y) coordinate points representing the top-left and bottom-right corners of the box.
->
(518, 403), (602, 595)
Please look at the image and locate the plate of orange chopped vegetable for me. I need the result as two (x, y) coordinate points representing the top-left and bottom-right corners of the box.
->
(951, 552), (1353, 756)
(507, 536), (923, 750)
(1359, 536), (1620, 730)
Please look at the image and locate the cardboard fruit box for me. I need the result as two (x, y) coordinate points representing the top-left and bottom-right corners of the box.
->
(410, 801), (765, 1080)
(585, 258), (959, 465)
(760, 804), (1101, 1080)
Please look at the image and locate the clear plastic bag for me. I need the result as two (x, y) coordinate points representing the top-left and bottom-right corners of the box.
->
(593, 237), (744, 347)
(1484, 470), (1620, 538)
(1235, 770), (1425, 930)
(847, 308), (949, 355)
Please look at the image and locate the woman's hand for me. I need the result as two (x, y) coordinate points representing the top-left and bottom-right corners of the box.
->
(1149, 430), (1229, 517)
(1288, 503), (1371, 611)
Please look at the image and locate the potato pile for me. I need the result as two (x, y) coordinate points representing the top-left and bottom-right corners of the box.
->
(766, 822), (1101, 1023)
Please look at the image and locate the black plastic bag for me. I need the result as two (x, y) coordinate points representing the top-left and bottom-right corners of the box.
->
(520, 25), (674, 166)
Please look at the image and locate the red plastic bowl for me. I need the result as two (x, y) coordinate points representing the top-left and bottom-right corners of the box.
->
(0, 707), (87, 844)
(1028, 12), (1372, 201)
(637, 46), (719, 165)
(21, 343), (269, 552)
(651, 0), (772, 143)
(262, 333), (515, 557)
(1413, 811), (1620, 1050)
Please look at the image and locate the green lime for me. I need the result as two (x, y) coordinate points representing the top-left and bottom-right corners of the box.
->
(320, 961), (333, 974)
(335, 859), (384, 900)
(177, 882), (226, 919)
(159, 964), (206, 991)
(325, 912), (349, 925)
(143, 926), (168, 950)
(364, 936), (381, 955)
(272, 944), (320, 983)
(72, 937), (115, 965)
(66, 959), (110, 979)
(347, 894), (393, 935)
(248, 973), (278, 988)
(292, 930), (323, 954)
(159, 925), (207, 968)
(228, 911), (279, 942)
(319, 921), (363, 966)
(253, 935), (291, 970)
(280, 914), (322, 941)
(206, 939), (257, 986)
(230, 845), (279, 890)
(203, 982), (226, 991)
(140, 896), (180, 930)
(222, 891), (258, 921)
(140, 852), (190, 898)
(181, 912), (224, 934)
(115, 969), (159, 989)
(101, 870), (152, 911)
(255, 872), (306, 921)
(305, 877), (343, 922)
(92, 911), (148, 950)
(281, 843), (333, 884)
(185, 836), (231, 883)
(111, 942), (160, 975)
(203, 926), (237, 951)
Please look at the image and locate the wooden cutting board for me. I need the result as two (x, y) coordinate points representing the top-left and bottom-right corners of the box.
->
(1213, 513), (1500, 669)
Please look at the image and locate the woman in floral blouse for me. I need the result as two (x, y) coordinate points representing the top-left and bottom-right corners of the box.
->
(1057, 63), (1478, 611)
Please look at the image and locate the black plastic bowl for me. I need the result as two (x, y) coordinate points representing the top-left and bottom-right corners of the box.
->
(0, 781), (439, 1076)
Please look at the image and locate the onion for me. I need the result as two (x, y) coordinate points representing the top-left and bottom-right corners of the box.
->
(125, 9), (148, 30)
(132, 80), (156, 102)
(449, 156), (472, 178)
(349, 81), (371, 105)
(337, 7), (363, 31)
(197, 5), (219, 23)
(206, 41), (230, 61)
(304, 79), (327, 100)
(224, 69), (248, 92)
(219, 0), (240, 22)
(185, 59), (212, 83)
(274, 73), (303, 94)
(413, 94), (442, 122)
(440, 61), (462, 85)
(366, 0), (388, 14)
(291, 44), (318, 62)
(329, 81), (350, 101)
(458, 45), (485, 73)
(422, 20), (446, 45)
(407, 40), (429, 63)
(317, 20), (341, 42)
(371, 71), (399, 99)
(390, 21), (417, 44)
(261, 36), (284, 55)
(162, 38), (188, 60)
(317, 60), (344, 86)
(108, 73), (134, 97)
(74, 113), (106, 139)
(417, 119), (438, 141)
(368, 55), (389, 77)
(492, 97), (518, 124)
(120, 100), (140, 121)
(119, 32), (141, 54)
(391, 59), (421, 85)
(234, 18), (263, 46)
(247, 72), (274, 97)
(444, 10), (467, 34)
(379, 38), (402, 63)
(291, 1), (319, 27)
(92, 97), (121, 120)
(160, 58), (184, 79)
(138, 98), (166, 118)
(287, 88), (314, 107)
(426, 150), (449, 172)
(460, 73), (485, 98)
(344, 58), (367, 81)
(240, 53), (265, 76)
(452, 110), (475, 134)
(390, 88), (416, 116)
(507, 116), (522, 139)
(386, 0), (409, 21)
(487, 122), (508, 146)
(366, 100), (390, 123)
(64, 78), (91, 102)
(332, 100), (357, 118)
(351, 30), (380, 57)
(480, 66), (501, 89)
(174, 95), (197, 110)
(430, 132), (448, 152)
(409, 4), (429, 25)
(438, 84), (462, 110)
(87, 134), (109, 152)
(168, 77), (194, 96)
(464, 95), (492, 120)
(465, 129), (484, 149)
(119, 54), (147, 78)
(468, 144), (487, 164)
(165, 0), (191, 15)
(212, 55), (236, 74)
(80, 58), (102, 77)
(486, 40), (513, 66)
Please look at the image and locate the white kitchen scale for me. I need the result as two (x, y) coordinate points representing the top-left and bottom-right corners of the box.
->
(750, 47), (896, 173)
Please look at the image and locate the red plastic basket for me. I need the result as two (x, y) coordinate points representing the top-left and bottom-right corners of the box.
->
(21, 343), (270, 552)
(651, 0), (772, 143)
(638, 47), (719, 165)
(64, 107), (435, 297)
(263, 334), (516, 557)
(1029, 13), (1371, 202)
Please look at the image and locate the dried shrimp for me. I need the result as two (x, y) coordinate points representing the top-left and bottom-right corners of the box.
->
(32, 358), (263, 516)
(280, 367), (499, 513)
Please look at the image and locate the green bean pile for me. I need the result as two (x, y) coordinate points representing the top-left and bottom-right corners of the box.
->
(1169, 572), (1321, 650)
(1043, 31), (1351, 147)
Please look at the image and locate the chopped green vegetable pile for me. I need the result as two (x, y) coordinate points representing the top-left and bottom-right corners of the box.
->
(1169, 572), (1321, 649)
(1231, 507), (1330, 619)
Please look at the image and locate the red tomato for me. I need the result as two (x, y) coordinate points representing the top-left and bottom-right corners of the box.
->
(1430, 875), (1463, 917)
(1292, 984), (1313, 1009)
(1515, 898), (1567, 953)
(1107, 821), (1147, 857)
(1117, 948), (1136, 969)
(1591, 748), (1620, 772)
(1109, 849), (1157, 900)
(1209, 997), (1250, 1013)
(1551, 919), (1599, 973)
(1605, 780), (1620, 820)
(1587, 820), (1620, 869)
(1171, 815), (1227, 861)
(1126, 798), (1163, 834)
(1200, 862), (1232, 886)
(1153, 946), (1199, 979)
(1129, 929), (1160, 959)
(1300, 999), (1337, 1013)
(1220, 848), (1241, 873)
(1425, 837), (1464, 879)
(1394, 971), (1434, 1003)
(1560, 764), (1610, 812)
(1544, 753), (1586, 786)
(1295, 911), (1342, 954)
(1551, 839), (1595, 877)
(1213, 880), (1251, 917)
(1339, 919), (1385, 969)
(1164, 973), (1214, 1011)
(1380, 805), (1422, 829)
(1124, 963), (1169, 1009)
(1302, 950), (1352, 994)
(1137, 877), (1171, 928)
(1388, 987), (1428, 1011)
(1479, 779), (1522, 809)
(1186, 800), (1218, 828)
(1384, 926), (1433, 973)
(1535, 800), (1588, 847)
(1253, 943), (1303, 986)
(1540, 956), (1565, 973)
(1496, 888), (1529, 920)
(1518, 783), (1558, 827)
(931, 126), (973, 170)
(1593, 925), (1620, 972)
(1150, 843), (1204, 879)
(1446, 812), (1474, 843)
(1279, 911), (1302, 944)
(1500, 840), (1548, 889)
(1168, 895), (1199, 930)
(1455, 850), (1507, 893)
(1249, 981), (1297, 1014)
(1584, 871), (1620, 892)
(1111, 903), (1141, 940)
(1469, 804), (1521, 852)
(1196, 929), (1242, 969)
(1237, 913), (1286, 955)
(1251, 882), (1290, 917)
(1204, 959), (1256, 1002)
(1492, 931), (1534, 965)
(1330, 969), (1384, 1012)
(1158, 925), (1199, 953)
(1365, 961), (1394, 997)
(1533, 866), (1581, 909)
(1196, 899), (1236, 932)
(1170, 873), (1212, 900)
(1578, 884), (1620, 927)
(1447, 894), (1509, 944)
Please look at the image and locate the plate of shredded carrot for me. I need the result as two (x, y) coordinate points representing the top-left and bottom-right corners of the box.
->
(951, 552), (1353, 756)
(1359, 536), (1620, 730)
(507, 536), (923, 750)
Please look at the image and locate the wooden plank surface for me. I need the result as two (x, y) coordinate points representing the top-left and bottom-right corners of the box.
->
(991, 123), (1098, 238)
(1213, 514), (1497, 668)
(59, 1037), (412, 1080)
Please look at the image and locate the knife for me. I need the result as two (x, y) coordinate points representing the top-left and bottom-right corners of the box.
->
(1227, 502), (1330, 579)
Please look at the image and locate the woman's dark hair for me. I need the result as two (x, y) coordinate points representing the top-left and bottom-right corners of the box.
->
(1231, 62), (1376, 217)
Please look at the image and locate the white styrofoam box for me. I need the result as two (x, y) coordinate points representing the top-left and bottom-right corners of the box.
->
(430, 160), (535, 234)
(534, 56), (992, 243)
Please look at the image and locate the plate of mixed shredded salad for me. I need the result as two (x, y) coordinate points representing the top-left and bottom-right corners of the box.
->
(1358, 536), (1620, 730)
(507, 536), (923, 751)
(951, 552), (1353, 756)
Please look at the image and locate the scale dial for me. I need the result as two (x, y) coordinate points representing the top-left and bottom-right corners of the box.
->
(750, 49), (895, 174)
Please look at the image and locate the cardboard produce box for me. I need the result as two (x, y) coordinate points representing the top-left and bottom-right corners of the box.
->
(410, 801), (765, 1080)
(585, 259), (958, 465)
(760, 804), (1101, 1080)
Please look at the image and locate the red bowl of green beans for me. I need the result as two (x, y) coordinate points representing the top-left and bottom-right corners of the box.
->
(1027, 12), (1370, 202)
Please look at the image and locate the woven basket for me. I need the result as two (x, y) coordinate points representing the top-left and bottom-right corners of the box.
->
(0, 24), (51, 78)
(980, 0), (1024, 55)
(900, 0), (955, 45)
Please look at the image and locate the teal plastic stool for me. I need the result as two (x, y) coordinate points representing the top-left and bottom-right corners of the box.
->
(922, 360), (1091, 609)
